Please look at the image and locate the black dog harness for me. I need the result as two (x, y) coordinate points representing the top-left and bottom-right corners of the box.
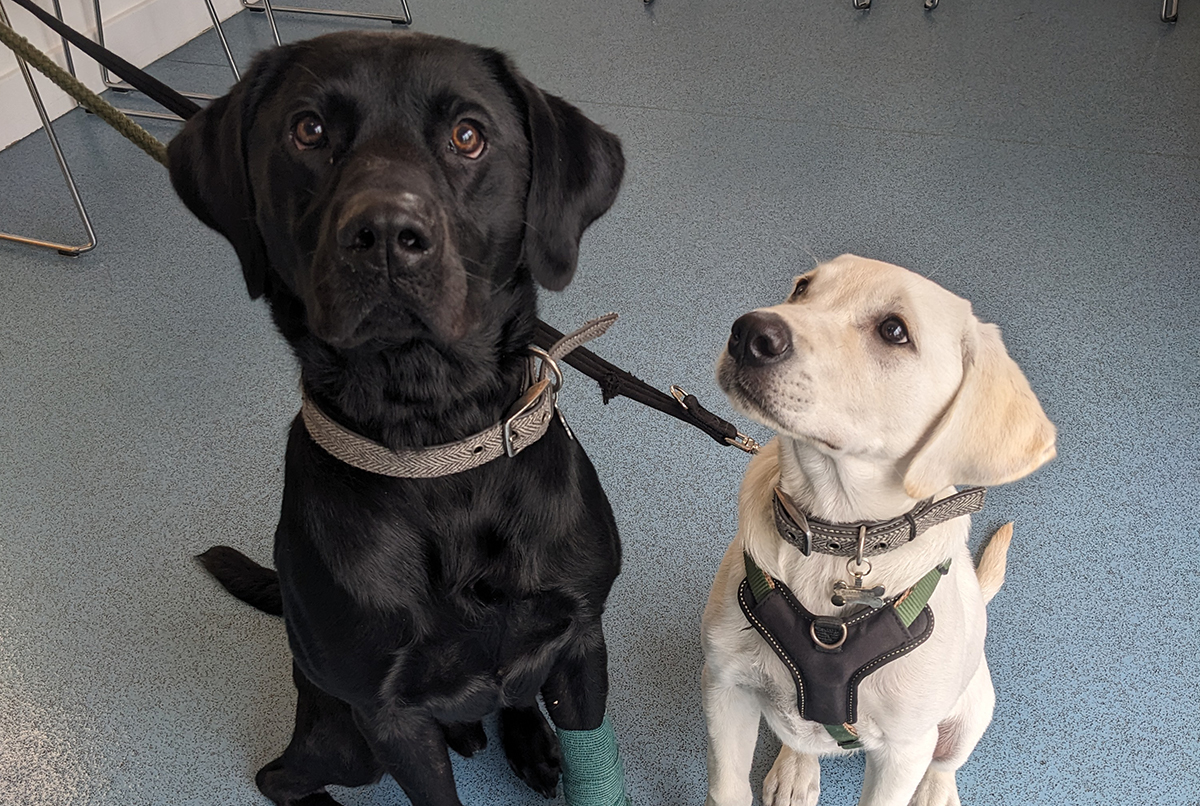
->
(738, 552), (951, 750)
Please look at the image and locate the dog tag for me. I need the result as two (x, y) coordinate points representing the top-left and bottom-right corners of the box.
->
(831, 579), (886, 609)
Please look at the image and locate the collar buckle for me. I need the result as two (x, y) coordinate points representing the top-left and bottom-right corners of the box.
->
(774, 485), (814, 556)
(502, 345), (564, 458)
(503, 377), (552, 458)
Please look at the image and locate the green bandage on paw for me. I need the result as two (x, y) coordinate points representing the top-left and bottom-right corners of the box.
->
(556, 715), (632, 806)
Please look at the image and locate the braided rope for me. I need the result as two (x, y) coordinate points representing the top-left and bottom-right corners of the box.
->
(0, 17), (169, 166)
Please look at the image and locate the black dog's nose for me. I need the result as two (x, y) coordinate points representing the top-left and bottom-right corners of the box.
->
(728, 311), (793, 367)
(336, 193), (436, 271)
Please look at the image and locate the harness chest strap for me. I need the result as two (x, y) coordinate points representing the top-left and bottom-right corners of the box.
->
(740, 552), (951, 750)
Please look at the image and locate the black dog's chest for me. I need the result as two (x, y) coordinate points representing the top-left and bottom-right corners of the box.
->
(276, 424), (619, 716)
(388, 589), (576, 710)
(281, 550), (578, 719)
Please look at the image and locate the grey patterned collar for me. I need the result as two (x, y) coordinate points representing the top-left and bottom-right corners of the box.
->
(772, 485), (986, 558)
(299, 315), (616, 479)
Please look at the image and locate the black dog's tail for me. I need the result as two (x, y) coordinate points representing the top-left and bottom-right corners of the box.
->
(196, 546), (283, 616)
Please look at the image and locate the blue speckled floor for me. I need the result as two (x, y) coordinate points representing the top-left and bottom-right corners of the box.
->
(1, 1), (1197, 804)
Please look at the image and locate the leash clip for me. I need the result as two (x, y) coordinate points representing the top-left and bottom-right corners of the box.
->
(671, 386), (760, 454)
(725, 432), (761, 454)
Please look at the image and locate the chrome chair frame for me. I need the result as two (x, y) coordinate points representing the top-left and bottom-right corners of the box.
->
(240, 0), (410, 27)
(0, 0), (96, 255)
(93, 0), (280, 121)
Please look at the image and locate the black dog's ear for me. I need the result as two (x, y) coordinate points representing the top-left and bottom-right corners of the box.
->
(506, 67), (625, 291)
(167, 48), (292, 299)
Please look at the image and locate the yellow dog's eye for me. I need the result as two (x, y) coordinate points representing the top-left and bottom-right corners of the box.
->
(292, 114), (327, 150)
(791, 277), (810, 298)
(449, 120), (486, 159)
(879, 316), (910, 345)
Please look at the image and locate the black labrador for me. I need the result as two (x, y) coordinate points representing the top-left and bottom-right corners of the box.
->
(169, 31), (625, 806)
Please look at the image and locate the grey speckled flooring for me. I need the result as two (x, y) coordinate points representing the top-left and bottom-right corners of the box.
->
(1, 1), (1198, 805)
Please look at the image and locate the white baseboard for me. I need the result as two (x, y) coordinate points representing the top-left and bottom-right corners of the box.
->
(1, 0), (243, 150)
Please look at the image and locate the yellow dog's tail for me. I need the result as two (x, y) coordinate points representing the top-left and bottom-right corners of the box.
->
(976, 522), (1014, 605)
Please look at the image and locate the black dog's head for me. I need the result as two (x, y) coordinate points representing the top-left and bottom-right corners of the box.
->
(168, 32), (623, 349)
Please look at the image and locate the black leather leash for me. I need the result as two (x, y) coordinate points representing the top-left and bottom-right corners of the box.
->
(5, 0), (757, 452)
(532, 321), (757, 450)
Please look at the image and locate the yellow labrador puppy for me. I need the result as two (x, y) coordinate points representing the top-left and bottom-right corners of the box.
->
(702, 255), (1056, 806)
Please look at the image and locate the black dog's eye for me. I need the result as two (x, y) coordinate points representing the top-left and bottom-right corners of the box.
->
(791, 277), (810, 298)
(292, 115), (328, 150)
(449, 120), (486, 159)
(879, 316), (910, 345)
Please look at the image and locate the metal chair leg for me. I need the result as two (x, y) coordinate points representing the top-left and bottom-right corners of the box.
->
(240, 0), (411, 27)
(852, 0), (939, 10)
(0, 0), (97, 256)
(1162, 0), (1178, 22)
(92, 0), (280, 121)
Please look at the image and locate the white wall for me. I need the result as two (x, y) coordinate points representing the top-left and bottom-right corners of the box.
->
(1, 0), (243, 149)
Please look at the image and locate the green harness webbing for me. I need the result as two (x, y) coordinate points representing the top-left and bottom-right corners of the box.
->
(743, 552), (951, 749)
(893, 560), (952, 628)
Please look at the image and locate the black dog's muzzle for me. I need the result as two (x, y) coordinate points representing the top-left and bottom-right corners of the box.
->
(335, 188), (441, 278)
(303, 157), (470, 345)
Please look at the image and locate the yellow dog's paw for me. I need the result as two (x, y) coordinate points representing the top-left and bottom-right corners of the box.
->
(762, 746), (820, 806)
(909, 769), (962, 806)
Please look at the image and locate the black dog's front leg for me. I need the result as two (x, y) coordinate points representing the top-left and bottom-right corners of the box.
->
(542, 629), (610, 731)
(354, 707), (463, 806)
(499, 705), (562, 798)
(540, 630), (630, 805)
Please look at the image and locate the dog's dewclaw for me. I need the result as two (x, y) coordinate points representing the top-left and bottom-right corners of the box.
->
(976, 522), (1014, 605)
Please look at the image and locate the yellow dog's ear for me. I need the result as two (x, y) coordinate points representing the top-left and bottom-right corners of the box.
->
(904, 321), (1056, 499)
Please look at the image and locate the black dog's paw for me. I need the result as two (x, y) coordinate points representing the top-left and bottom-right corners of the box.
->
(256, 758), (345, 805)
(442, 721), (488, 758)
(500, 707), (561, 799)
(292, 794), (344, 806)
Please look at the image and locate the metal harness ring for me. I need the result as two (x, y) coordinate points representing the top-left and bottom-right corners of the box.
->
(810, 620), (848, 650)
